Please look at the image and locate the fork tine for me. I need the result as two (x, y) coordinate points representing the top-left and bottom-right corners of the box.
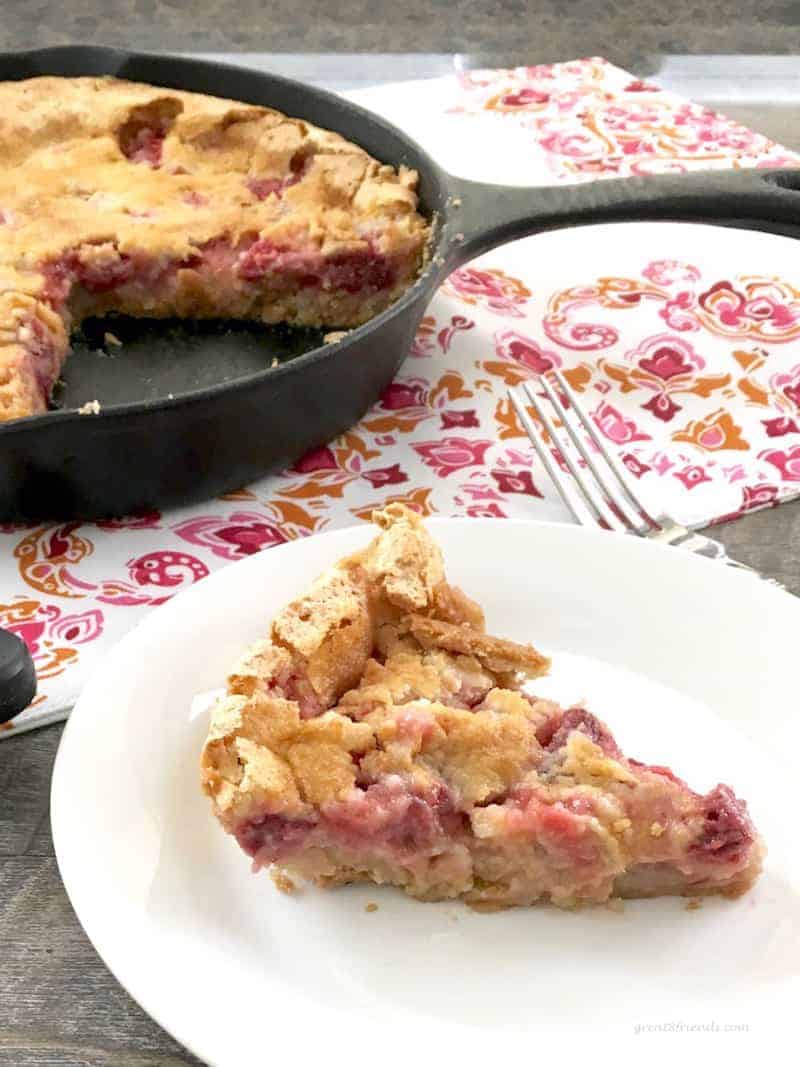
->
(520, 382), (629, 533)
(550, 369), (662, 527)
(538, 375), (650, 536)
(509, 389), (597, 527)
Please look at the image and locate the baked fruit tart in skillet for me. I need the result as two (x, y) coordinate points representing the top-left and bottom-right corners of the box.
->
(2, 49), (798, 520)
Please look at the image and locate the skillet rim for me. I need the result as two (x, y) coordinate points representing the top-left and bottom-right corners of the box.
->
(0, 45), (454, 434)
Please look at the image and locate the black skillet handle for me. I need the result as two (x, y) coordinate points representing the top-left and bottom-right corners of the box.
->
(0, 628), (37, 724)
(444, 167), (800, 268)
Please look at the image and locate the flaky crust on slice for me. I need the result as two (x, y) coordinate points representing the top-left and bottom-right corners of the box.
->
(201, 505), (763, 909)
(405, 615), (551, 678)
(201, 503), (548, 821)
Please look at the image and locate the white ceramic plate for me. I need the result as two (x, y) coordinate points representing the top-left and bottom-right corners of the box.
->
(52, 520), (800, 1061)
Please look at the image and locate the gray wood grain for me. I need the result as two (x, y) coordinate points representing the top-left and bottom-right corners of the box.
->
(0, 728), (202, 1066)
(1, 25), (800, 1059)
(4, 0), (800, 74)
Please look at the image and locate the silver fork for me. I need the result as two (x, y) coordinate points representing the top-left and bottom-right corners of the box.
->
(509, 371), (783, 586)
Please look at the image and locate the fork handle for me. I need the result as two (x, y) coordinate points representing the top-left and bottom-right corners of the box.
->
(674, 532), (788, 591)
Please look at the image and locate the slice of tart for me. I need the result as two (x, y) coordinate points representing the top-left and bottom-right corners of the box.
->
(201, 505), (763, 908)
(0, 76), (430, 420)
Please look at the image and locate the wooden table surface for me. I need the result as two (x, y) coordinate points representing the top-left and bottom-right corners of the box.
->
(2, 72), (800, 1063)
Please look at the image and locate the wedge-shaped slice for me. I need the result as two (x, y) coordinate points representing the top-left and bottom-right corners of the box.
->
(201, 505), (762, 907)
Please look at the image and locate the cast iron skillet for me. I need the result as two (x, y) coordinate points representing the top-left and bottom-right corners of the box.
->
(2, 45), (800, 521)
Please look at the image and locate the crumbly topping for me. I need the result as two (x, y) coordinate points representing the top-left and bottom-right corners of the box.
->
(0, 77), (429, 266)
(360, 503), (446, 612)
(272, 871), (298, 894)
(200, 504), (764, 907)
(201, 504), (550, 816)
(323, 330), (349, 344)
(0, 76), (430, 421)
(406, 614), (550, 676)
(559, 732), (637, 787)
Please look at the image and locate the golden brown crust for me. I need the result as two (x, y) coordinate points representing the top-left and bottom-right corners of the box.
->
(0, 76), (427, 266)
(200, 691), (374, 818)
(359, 502), (446, 612)
(271, 568), (374, 707)
(0, 76), (431, 420)
(0, 269), (70, 418)
(405, 614), (551, 676)
(201, 504), (550, 817)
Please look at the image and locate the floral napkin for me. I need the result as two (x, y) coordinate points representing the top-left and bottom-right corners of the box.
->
(2, 57), (799, 738)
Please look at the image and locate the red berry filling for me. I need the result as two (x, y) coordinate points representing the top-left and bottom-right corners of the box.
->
(117, 99), (182, 168)
(247, 148), (311, 201)
(237, 239), (395, 292)
(691, 784), (754, 863)
(394, 706), (438, 745)
(505, 789), (605, 865)
(247, 178), (285, 200)
(236, 813), (316, 861)
(194, 236), (244, 275)
(17, 315), (64, 396)
(323, 777), (460, 857)
(40, 259), (76, 306)
(122, 127), (167, 167)
(543, 706), (622, 757)
(38, 233), (399, 316)
(453, 679), (494, 709)
(256, 663), (323, 719)
(40, 245), (196, 306)
(282, 671), (323, 720)
(236, 778), (462, 869)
